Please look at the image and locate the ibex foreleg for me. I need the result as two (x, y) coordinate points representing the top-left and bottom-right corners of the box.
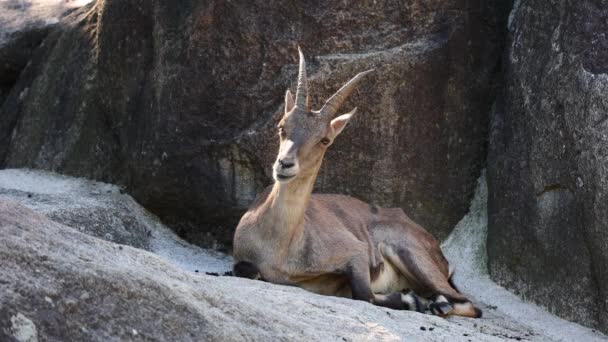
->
(233, 261), (262, 280)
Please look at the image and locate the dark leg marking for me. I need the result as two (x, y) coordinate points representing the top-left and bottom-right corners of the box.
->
(429, 302), (453, 316)
(372, 291), (425, 312)
(403, 290), (425, 313)
(448, 274), (460, 292)
(345, 259), (424, 313)
(428, 294), (483, 318)
(345, 262), (374, 302)
(428, 295), (452, 316)
(369, 261), (384, 283)
(393, 246), (468, 302)
(373, 293), (407, 310)
(233, 261), (261, 280)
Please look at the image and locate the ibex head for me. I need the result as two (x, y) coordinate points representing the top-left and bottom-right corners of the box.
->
(273, 48), (373, 183)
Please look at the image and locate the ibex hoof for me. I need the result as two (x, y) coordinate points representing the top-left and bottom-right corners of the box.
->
(429, 302), (453, 317)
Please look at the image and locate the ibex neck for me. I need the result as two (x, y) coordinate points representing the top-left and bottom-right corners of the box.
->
(262, 171), (318, 243)
(271, 174), (315, 223)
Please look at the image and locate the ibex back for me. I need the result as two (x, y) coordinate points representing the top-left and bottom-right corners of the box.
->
(232, 48), (481, 318)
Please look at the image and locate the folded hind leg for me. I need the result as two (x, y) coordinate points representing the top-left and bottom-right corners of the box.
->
(380, 243), (482, 318)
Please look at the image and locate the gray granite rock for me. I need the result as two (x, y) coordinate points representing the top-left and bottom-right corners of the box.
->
(0, 200), (553, 341)
(487, 0), (608, 333)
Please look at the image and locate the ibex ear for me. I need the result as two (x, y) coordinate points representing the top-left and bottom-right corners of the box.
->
(285, 89), (295, 114)
(330, 107), (356, 138)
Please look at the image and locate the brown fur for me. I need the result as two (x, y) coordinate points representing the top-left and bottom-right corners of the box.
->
(232, 49), (481, 318)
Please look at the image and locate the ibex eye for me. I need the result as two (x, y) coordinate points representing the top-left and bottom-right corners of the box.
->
(321, 138), (331, 145)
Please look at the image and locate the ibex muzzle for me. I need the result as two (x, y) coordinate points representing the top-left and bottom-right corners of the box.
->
(274, 138), (299, 182)
(233, 48), (482, 319)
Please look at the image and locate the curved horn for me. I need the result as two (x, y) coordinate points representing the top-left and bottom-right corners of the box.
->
(320, 69), (374, 118)
(295, 46), (308, 110)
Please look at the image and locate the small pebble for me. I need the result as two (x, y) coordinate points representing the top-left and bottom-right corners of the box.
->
(420, 327), (426, 331)
(194, 270), (199, 273)
(429, 327), (434, 331)
(27, 193), (32, 198)
(118, 246), (123, 250)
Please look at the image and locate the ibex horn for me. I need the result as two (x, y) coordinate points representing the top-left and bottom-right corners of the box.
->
(295, 46), (308, 110)
(320, 69), (374, 118)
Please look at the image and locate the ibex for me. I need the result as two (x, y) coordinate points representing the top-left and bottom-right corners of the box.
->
(232, 48), (481, 318)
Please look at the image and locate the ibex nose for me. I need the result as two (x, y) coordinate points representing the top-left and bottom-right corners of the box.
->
(279, 159), (295, 169)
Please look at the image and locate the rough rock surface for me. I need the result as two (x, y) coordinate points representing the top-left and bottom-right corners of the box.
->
(0, 198), (589, 342)
(1, 169), (606, 341)
(487, 0), (608, 333)
(2, 169), (606, 341)
(0, 168), (231, 272)
(0, 0), (509, 246)
(0, 0), (92, 105)
(0, 168), (152, 249)
(444, 173), (605, 342)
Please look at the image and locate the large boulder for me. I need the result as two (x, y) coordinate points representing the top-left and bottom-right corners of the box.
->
(0, 168), (152, 250)
(0, 0), (93, 105)
(487, 0), (608, 333)
(0, 0), (509, 247)
(0, 168), (231, 272)
(0, 199), (545, 341)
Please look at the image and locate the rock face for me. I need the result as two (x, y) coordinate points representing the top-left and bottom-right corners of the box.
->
(0, 0), (93, 105)
(0, 199), (573, 341)
(487, 0), (608, 333)
(0, 0), (509, 246)
(0, 26), (50, 105)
